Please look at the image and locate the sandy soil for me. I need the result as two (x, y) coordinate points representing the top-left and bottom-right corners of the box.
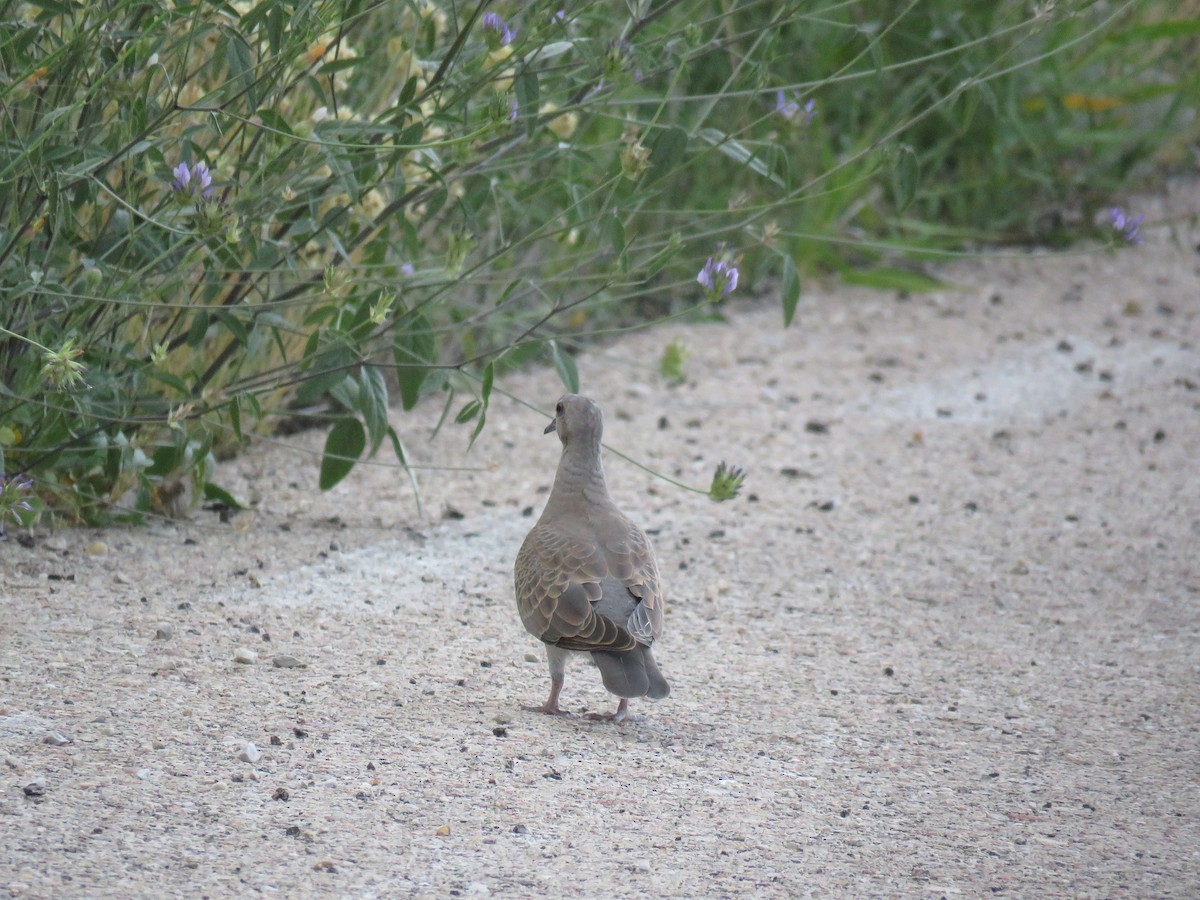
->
(2, 181), (1198, 898)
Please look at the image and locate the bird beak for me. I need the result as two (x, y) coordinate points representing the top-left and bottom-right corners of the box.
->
(543, 418), (557, 435)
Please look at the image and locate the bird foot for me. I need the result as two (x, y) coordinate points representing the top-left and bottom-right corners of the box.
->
(584, 699), (631, 723)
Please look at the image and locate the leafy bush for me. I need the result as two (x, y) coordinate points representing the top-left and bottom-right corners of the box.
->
(0, 0), (1194, 528)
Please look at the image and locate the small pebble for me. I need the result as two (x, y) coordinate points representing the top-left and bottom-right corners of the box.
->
(155, 623), (175, 640)
(86, 541), (108, 556)
(233, 648), (257, 665)
(435, 824), (451, 836)
(23, 778), (47, 797)
(273, 654), (307, 669)
(238, 742), (261, 763)
(43, 732), (71, 746)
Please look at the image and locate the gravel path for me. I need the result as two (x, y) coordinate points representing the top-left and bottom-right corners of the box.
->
(2, 183), (1198, 897)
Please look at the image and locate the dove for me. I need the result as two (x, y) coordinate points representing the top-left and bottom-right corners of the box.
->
(514, 394), (670, 722)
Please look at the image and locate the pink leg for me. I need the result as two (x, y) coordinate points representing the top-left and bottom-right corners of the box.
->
(523, 671), (571, 715)
(584, 698), (630, 723)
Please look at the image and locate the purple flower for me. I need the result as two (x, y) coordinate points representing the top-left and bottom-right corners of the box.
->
(508, 97), (519, 122)
(553, 10), (566, 24)
(482, 11), (515, 48)
(192, 161), (213, 198)
(400, 262), (415, 277)
(697, 257), (739, 298)
(0, 472), (34, 539)
(775, 90), (816, 125)
(1109, 207), (1144, 246)
(172, 162), (191, 191)
(171, 159), (216, 200)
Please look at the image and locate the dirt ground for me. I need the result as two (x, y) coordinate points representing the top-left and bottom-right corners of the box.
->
(2, 180), (1198, 898)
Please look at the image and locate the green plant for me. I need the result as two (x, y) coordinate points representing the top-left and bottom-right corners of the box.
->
(0, 0), (1192, 528)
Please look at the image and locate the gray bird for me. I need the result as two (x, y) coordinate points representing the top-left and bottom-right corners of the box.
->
(514, 394), (670, 722)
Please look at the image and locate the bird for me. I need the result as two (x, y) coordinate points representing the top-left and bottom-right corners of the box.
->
(514, 394), (670, 722)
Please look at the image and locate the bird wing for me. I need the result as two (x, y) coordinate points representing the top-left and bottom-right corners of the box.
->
(515, 521), (644, 653)
(598, 518), (663, 643)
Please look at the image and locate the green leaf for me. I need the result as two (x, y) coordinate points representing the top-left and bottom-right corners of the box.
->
(187, 311), (211, 347)
(202, 482), (244, 510)
(358, 365), (389, 454)
(530, 40), (577, 62)
(841, 266), (944, 292)
(480, 361), (494, 406)
(494, 279), (521, 307)
(387, 425), (423, 517)
(393, 311), (437, 410)
(213, 310), (249, 347)
(319, 57), (362, 76)
(255, 109), (293, 137)
(696, 128), (785, 187)
(229, 395), (243, 442)
(297, 345), (358, 406)
(455, 399), (482, 424)
(780, 255), (801, 328)
(147, 369), (190, 395)
(515, 70), (539, 134)
(494, 341), (543, 372)
(329, 374), (359, 411)
(319, 417), (366, 490)
(466, 362), (495, 449)
(220, 27), (258, 109)
(645, 125), (688, 184)
(548, 340), (579, 393)
(146, 443), (182, 478)
(398, 74), (418, 107)
(891, 145), (919, 212)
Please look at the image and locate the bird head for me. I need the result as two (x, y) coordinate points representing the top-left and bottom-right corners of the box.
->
(544, 393), (604, 447)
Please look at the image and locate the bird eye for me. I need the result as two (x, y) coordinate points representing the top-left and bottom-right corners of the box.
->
(555, 401), (564, 415)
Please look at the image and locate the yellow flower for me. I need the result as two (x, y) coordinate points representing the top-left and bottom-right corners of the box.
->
(358, 188), (386, 221)
(306, 38), (332, 65)
(1062, 93), (1121, 112)
(487, 45), (515, 92)
(541, 103), (578, 141)
(400, 1), (449, 37)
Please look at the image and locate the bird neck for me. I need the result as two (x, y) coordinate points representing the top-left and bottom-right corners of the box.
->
(544, 441), (611, 515)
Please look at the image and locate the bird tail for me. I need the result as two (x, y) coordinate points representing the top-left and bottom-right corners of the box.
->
(592, 645), (670, 700)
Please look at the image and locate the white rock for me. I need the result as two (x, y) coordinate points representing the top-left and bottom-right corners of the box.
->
(233, 648), (257, 665)
(238, 742), (261, 763)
